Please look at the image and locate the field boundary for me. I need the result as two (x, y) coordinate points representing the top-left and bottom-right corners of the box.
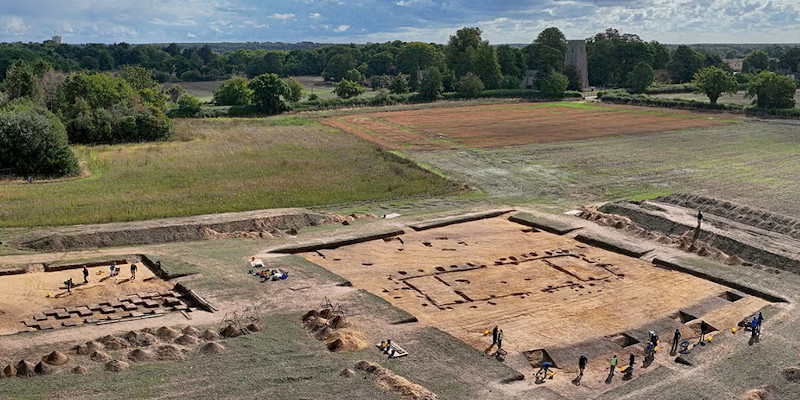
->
(652, 258), (788, 303)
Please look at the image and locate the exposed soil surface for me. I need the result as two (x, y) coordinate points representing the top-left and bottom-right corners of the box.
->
(323, 103), (735, 151)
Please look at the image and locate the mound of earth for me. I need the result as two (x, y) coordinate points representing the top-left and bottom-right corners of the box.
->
(75, 341), (105, 355)
(247, 323), (261, 332)
(200, 342), (225, 355)
(156, 345), (184, 361)
(34, 361), (53, 375)
(181, 326), (201, 336)
(4, 364), (17, 377)
(741, 385), (779, 400)
(90, 351), (111, 363)
(123, 330), (159, 347)
(201, 329), (220, 341)
(305, 317), (329, 332)
(326, 329), (367, 353)
(175, 334), (200, 346)
(105, 360), (130, 372)
(127, 349), (154, 362)
(99, 335), (129, 350)
(72, 365), (87, 374)
(17, 210), (327, 251)
(315, 327), (333, 341)
(354, 360), (438, 400)
(301, 310), (318, 322)
(156, 327), (181, 340)
(220, 325), (241, 338)
(782, 365), (800, 383)
(16, 360), (36, 377)
(43, 351), (69, 366)
(340, 368), (355, 378)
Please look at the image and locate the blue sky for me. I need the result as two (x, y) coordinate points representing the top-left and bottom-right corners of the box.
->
(1, 0), (799, 44)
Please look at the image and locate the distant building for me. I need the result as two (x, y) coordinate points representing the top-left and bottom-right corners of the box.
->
(51, 35), (62, 44)
(565, 40), (588, 90)
(724, 58), (743, 72)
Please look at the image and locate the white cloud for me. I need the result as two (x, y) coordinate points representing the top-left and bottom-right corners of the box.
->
(186, 32), (197, 38)
(270, 13), (296, 20)
(150, 18), (198, 27)
(310, 12), (322, 19)
(1, 16), (29, 36)
(334, 24), (350, 32)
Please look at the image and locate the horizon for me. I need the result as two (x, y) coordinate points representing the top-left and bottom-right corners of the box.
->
(2, 0), (800, 45)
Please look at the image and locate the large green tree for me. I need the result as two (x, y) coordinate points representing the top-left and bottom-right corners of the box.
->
(742, 50), (770, 74)
(248, 73), (288, 113)
(667, 45), (704, 83)
(528, 27), (567, 74)
(3, 60), (39, 101)
(692, 67), (738, 104)
(0, 101), (78, 176)
(58, 72), (171, 144)
(745, 71), (797, 109)
(445, 27), (503, 88)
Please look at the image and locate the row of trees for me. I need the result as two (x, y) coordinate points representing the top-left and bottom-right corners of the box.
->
(692, 67), (796, 108)
(0, 61), (173, 176)
(6, 27), (797, 93)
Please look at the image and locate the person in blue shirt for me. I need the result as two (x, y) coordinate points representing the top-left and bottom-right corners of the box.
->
(537, 361), (553, 376)
(751, 316), (758, 339)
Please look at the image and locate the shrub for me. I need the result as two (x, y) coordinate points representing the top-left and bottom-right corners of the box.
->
(332, 79), (365, 99)
(0, 101), (78, 176)
(213, 76), (252, 106)
(388, 75), (409, 94)
(457, 72), (485, 96)
(177, 94), (203, 114)
(538, 71), (568, 98)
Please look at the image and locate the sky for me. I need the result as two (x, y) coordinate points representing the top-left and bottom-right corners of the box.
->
(1, 0), (799, 45)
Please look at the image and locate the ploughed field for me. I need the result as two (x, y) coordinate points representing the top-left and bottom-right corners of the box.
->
(322, 102), (737, 150)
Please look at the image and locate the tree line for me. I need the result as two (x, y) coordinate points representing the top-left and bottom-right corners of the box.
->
(2, 26), (799, 178)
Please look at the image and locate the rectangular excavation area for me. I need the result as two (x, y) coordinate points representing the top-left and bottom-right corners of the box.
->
(0, 260), (191, 335)
(300, 217), (772, 358)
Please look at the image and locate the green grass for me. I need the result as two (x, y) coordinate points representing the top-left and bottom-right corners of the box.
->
(649, 89), (800, 106)
(411, 121), (800, 215)
(0, 118), (456, 227)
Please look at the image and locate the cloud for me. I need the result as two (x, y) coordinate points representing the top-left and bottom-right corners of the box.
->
(1, 16), (29, 36)
(186, 32), (197, 38)
(0, 0), (799, 44)
(270, 13), (296, 20)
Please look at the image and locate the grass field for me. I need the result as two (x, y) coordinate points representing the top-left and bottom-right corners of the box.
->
(0, 117), (456, 227)
(410, 120), (800, 215)
(650, 89), (800, 106)
(323, 102), (737, 150)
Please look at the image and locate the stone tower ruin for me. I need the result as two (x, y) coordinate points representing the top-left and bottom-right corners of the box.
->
(565, 40), (588, 90)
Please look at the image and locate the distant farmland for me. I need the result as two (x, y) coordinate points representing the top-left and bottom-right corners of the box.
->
(322, 102), (738, 150)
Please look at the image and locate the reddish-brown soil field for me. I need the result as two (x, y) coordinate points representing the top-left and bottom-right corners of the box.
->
(322, 102), (738, 150)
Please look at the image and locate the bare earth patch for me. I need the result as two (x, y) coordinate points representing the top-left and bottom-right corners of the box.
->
(323, 102), (736, 150)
